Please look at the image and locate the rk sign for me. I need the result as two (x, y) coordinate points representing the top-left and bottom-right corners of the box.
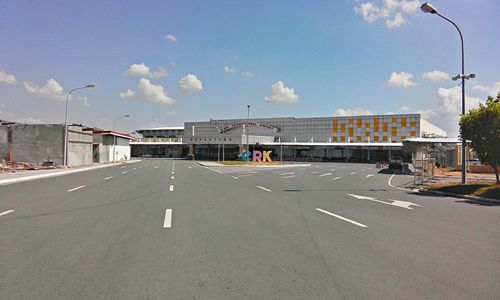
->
(241, 150), (273, 162)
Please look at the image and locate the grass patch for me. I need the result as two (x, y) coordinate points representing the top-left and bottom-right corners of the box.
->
(217, 160), (285, 166)
(426, 181), (500, 200)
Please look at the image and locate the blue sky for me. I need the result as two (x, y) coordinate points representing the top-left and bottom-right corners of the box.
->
(1, 0), (499, 136)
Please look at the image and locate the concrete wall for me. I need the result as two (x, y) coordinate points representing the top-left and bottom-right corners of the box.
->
(0, 124), (64, 164)
(0, 124), (93, 166)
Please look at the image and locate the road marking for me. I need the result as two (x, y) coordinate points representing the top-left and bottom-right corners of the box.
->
(171, 176), (174, 180)
(316, 208), (367, 228)
(311, 171), (319, 174)
(104, 176), (113, 180)
(169, 185), (174, 192)
(172, 161), (175, 171)
(330, 168), (336, 171)
(163, 209), (172, 228)
(188, 166), (192, 169)
(238, 174), (253, 177)
(204, 166), (223, 173)
(122, 171), (128, 174)
(280, 172), (295, 176)
(319, 173), (332, 177)
(349, 172), (357, 175)
(67, 185), (85, 192)
(388, 172), (407, 191)
(232, 176), (239, 180)
(282, 175), (295, 179)
(348, 194), (422, 209)
(0, 210), (15, 217)
(366, 174), (374, 178)
(331, 177), (341, 181)
(172, 171), (175, 174)
(256, 186), (272, 192)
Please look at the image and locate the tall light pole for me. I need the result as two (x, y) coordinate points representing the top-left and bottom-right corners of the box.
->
(246, 104), (250, 163)
(63, 83), (96, 166)
(113, 114), (130, 162)
(421, 3), (475, 184)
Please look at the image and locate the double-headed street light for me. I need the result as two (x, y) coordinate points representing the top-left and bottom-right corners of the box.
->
(63, 83), (96, 166)
(113, 114), (131, 162)
(421, 2), (475, 184)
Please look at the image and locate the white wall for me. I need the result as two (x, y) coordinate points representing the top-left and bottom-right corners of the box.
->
(110, 145), (131, 161)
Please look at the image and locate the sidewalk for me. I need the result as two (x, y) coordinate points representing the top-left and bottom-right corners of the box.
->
(0, 160), (141, 186)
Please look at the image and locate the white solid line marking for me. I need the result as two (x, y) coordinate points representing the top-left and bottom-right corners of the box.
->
(282, 175), (295, 179)
(232, 176), (239, 180)
(169, 185), (174, 192)
(163, 209), (172, 228)
(204, 166), (223, 173)
(122, 171), (128, 174)
(104, 176), (113, 180)
(280, 172), (295, 176)
(67, 185), (85, 192)
(256, 186), (272, 192)
(331, 177), (341, 181)
(316, 208), (367, 228)
(0, 210), (15, 217)
(319, 173), (332, 177)
(171, 176), (174, 180)
(349, 172), (357, 175)
(366, 174), (375, 178)
(388, 172), (407, 191)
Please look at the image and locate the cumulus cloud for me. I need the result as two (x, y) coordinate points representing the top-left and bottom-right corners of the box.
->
(23, 78), (66, 100)
(472, 81), (500, 97)
(120, 78), (175, 105)
(178, 74), (203, 95)
(124, 63), (169, 79)
(387, 71), (418, 88)
(386, 12), (406, 28)
(167, 110), (177, 116)
(0, 69), (17, 84)
(241, 71), (254, 78)
(224, 66), (236, 73)
(264, 81), (299, 104)
(435, 87), (482, 118)
(354, 0), (421, 28)
(165, 34), (177, 42)
(422, 70), (450, 83)
(333, 108), (374, 116)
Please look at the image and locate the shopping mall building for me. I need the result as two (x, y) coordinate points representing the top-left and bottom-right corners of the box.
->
(131, 113), (448, 162)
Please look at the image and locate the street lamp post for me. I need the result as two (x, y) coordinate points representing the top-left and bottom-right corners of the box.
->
(246, 104), (250, 163)
(113, 114), (130, 162)
(421, 3), (475, 184)
(63, 83), (96, 166)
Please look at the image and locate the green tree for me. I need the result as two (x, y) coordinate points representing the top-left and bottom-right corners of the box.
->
(460, 92), (500, 183)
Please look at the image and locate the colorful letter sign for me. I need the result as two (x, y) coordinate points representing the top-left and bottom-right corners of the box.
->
(241, 150), (273, 162)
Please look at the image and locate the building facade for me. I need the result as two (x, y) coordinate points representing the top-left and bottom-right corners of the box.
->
(93, 131), (133, 163)
(130, 127), (185, 158)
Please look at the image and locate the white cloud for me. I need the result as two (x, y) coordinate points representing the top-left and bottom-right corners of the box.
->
(167, 110), (177, 116)
(120, 78), (175, 105)
(472, 81), (500, 97)
(23, 78), (66, 100)
(333, 108), (374, 116)
(422, 70), (450, 83)
(386, 12), (406, 28)
(264, 81), (299, 104)
(178, 74), (203, 95)
(81, 96), (90, 107)
(124, 63), (169, 79)
(435, 87), (482, 118)
(224, 66), (236, 73)
(0, 69), (17, 84)
(387, 71), (418, 88)
(354, 0), (421, 28)
(241, 71), (254, 78)
(399, 105), (411, 113)
(165, 34), (177, 42)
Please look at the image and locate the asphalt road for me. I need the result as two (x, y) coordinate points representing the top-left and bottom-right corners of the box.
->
(1, 159), (499, 299)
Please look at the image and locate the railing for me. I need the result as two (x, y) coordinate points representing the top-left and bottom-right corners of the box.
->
(132, 137), (182, 143)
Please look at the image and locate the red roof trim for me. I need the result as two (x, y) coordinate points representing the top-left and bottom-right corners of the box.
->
(93, 130), (133, 139)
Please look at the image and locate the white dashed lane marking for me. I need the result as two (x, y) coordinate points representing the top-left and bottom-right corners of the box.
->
(256, 186), (272, 192)
(319, 173), (332, 177)
(163, 209), (172, 228)
(0, 210), (15, 217)
(67, 185), (85, 192)
(104, 176), (113, 180)
(331, 177), (341, 181)
(316, 208), (367, 228)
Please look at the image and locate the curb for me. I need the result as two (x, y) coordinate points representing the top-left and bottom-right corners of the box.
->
(0, 160), (141, 186)
(416, 188), (500, 205)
